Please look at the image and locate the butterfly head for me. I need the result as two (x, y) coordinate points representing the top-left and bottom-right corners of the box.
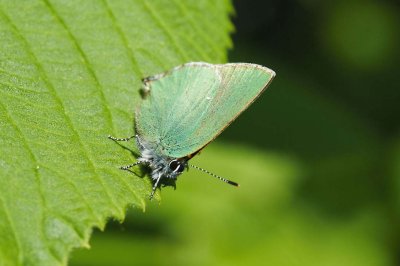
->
(168, 159), (186, 176)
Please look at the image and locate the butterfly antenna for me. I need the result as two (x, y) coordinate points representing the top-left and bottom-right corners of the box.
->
(189, 164), (239, 187)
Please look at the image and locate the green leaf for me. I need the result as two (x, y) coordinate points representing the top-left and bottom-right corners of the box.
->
(0, 0), (233, 265)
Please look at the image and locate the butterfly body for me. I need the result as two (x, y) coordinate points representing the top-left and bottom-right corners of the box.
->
(135, 134), (188, 181)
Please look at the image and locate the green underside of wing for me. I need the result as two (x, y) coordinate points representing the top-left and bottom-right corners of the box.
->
(136, 63), (274, 158)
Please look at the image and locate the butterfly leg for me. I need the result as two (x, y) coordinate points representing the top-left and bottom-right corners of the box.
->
(141, 73), (166, 97)
(108, 135), (135, 141)
(149, 173), (162, 200)
(141, 77), (154, 97)
(142, 73), (165, 84)
(119, 161), (141, 170)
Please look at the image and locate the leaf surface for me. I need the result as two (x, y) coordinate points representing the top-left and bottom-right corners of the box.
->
(0, 0), (233, 265)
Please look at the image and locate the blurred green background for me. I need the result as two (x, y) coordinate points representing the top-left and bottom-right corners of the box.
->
(70, 0), (400, 265)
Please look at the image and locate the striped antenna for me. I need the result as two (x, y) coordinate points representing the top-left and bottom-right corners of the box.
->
(189, 164), (239, 187)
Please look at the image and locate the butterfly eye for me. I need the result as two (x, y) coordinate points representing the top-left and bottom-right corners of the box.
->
(169, 160), (185, 173)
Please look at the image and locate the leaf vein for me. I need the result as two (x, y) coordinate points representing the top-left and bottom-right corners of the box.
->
(172, 0), (218, 61)
(0, 99), (45, 263)
(4, 3), (123, 220)
(40, 163), (102, 233)
(43, 0), (116, 134)
(103, 0), (143, 77)
(142, 0), (188, 61)
(0, 193), (22, 264)
(39, 0), (128, 217)
(46, 0), (144, 216)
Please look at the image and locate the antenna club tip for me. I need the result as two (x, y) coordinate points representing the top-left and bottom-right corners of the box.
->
(227, 180), (239, 187)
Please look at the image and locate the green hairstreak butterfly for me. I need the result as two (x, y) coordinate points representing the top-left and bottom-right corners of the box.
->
(109, 62), (275, 199)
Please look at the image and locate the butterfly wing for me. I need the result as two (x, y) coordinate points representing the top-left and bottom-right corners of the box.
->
(135, 62), (275, 158)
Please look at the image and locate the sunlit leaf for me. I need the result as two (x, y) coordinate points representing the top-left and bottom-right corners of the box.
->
(0, 0), (233, 265)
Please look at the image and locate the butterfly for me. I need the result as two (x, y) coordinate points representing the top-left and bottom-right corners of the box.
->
(109, 62), (275, 199)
